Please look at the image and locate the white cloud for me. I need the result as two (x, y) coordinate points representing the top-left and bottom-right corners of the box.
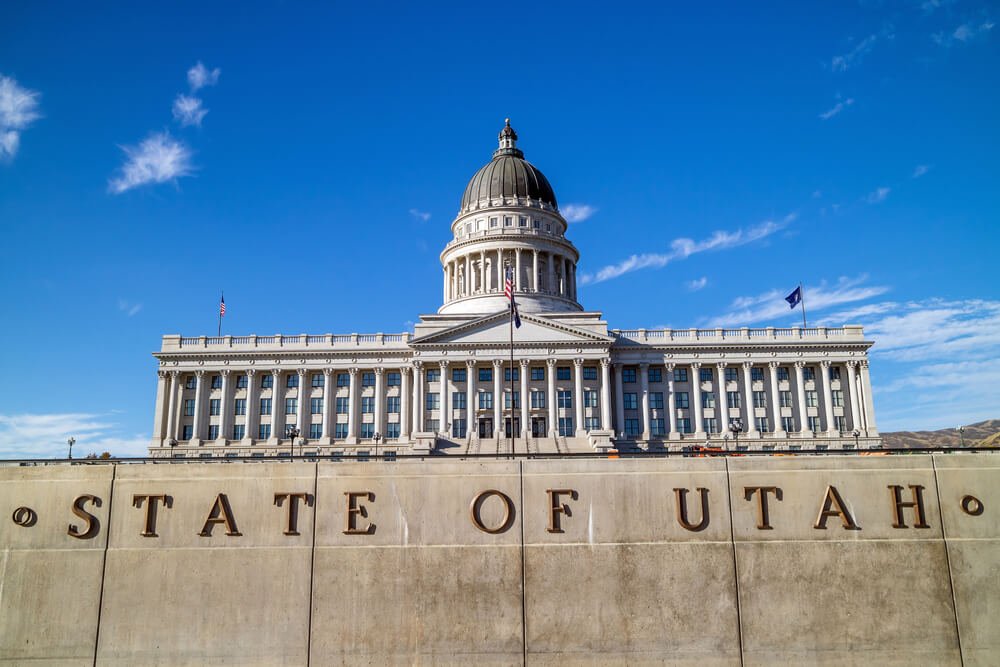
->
(831, 34), (877, 71)
(409, 208), (431, 222)
(187, 61), (221, 91)
(0, 75), (41, 160)
(819, 97), (854, 120)
(562, 203), (597, 223)
(108, 132), (194, 194)
(934, 19), (994, 46)
(118, 299), (142, 317)
(580, 213), (794, 285)
(0, 412), (148, 459)
(865, 186), (891, 203)
(912, 164), (930, 178)
(172, 94), (208, 127)
(686, 277), (708, 292)
(704, 274), (890, 328)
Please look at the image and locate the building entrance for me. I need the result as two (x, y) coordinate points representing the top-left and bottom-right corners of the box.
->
(478, 418), (493, 438)
(531, 417), (547, 437)
(503, 418), (521, 438)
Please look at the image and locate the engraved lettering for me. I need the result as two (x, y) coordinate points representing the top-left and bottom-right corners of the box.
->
(132, 494), (172, 537)
(344, 491), (376, 535)
(546, 488), (578, 533)
(12, 506), (37, 527)
(469, 489), (515, 534)
(673, 487), (710, 532)
(67, 494), (101, 539)
(888, 485), (930, 529)
(199, 493), (242, 537)
(274, 492), (313, 536)
(961, 495), (984, 516)
(744, 486), (782, 530)
(814, 485), (859, 530)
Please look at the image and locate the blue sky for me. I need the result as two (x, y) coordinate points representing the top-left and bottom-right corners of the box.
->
(1, 2), (997, 457)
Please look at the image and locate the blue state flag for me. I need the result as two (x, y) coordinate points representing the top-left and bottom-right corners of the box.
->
(511, 300), (522, 328)
(785, 286), (802, 309)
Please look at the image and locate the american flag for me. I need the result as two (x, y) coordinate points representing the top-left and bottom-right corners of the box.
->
(504, 269), (513, 300)
(219, 294), (226, 317)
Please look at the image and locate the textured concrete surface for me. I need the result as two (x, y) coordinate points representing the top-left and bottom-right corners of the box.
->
(0, 453), (997, 665)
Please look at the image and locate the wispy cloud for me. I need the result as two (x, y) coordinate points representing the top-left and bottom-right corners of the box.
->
(934, 19), (994, 46)
(108, 132), (194, 194)
(562, 203), (597, 223)
(187, 61), (221, 91)
(704, 274), (890, 328)
(0, 75), (41, 161)
(686, 277), (708, 292)
(912, 164), (931, 178)
(409, 208), (431, 222)
(865, 186), (891, 203)
(819, 97), (854, 120)
(117, 299), (142, 317)
(172, 94), (208, 127)
(832, 34), (878, 71)
(0, 412), (148, 459)
(580, 213), (795, 285)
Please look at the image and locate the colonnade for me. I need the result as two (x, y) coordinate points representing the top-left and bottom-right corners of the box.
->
(442, 247), (576, 302)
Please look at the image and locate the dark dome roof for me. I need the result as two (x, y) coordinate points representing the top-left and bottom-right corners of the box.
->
(459, 120), (557, 211)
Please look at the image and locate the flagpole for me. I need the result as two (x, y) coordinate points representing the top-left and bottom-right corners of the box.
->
(799, 282), (808, 329)
(509, 296), (515, 458)
(218, 290), (224, 337)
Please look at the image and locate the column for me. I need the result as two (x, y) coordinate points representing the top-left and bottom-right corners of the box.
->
(400, 366), (412, 441)
(496, 248), (503, 292)
(466, 361), (476, 439)
(547, 358), (557, 438)
(321, 369), (333, 440)
(165, 370), (179, 443)
(464, 255), (471, 296)
(520, 359), (530, 439)
(413, 362), (424, 432)
(573, 358), (585, 437)
(794, 361), (808, 435)
(741, 362), (757, 436)
(820, 360), (836, 435)
(600, 359), (612, 431)
(374, 367), (385, 439)
(547, 252), (555, 294)
(691, 363), (704, 437)
(493, 359), (503, 437)
(613, 363), (625, 438)
(271, 369), (284, 441)
(514, 248), (522, 291)
(443, 267), (448, 303)
(219, 369), (232, 441)
(639, 362), (650, 441)
(439, 361), (449, 436)
(859, 360), (878, 435)
(563, 257), (570, 296)
(296, 369), (308, 436)
(532, 250), (539, 292)
(569, 262), (576, 300)
(347, 367), (359, 442)
(480, 251), (487, 293)
(768, 362), (783, 436)
(845, 361), (861, 434)
(666, 364), (677, 438)
(716, 363), (727, 434)
(192, 370), (207, 442)
(153, 371), (168, 444)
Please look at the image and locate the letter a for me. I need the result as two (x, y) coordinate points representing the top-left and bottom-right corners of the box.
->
(199, 493), (243, 537)
(814, 485), (859, 530)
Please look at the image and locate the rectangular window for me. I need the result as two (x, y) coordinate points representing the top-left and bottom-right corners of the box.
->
(700, 368), (713, 382)
(309, 423), (322, 439)
(530, 390), (545, 409)
(211, 375), (222, 389)
(208, 425), (219, 440)
(624, 418), (640, 437)
(261, 374), (273, 389)
(286, 374), (299, 388)
(676, 392), (689, 409)
(780, 391), (793, 408)
(519, 216), (528, 227)
(490, 217), (498, 228)
(531, 367), (545, 381)
(650, 418), (665, 436)
(387, 396), (400, 414)
(622, 367), (636, 383)
(236, 375), (248, 389)
(362, 372), (376, 386)
(558, 417), (574, 436)
(337, 373), (350, 387)
(311, 398), (323, 415)
(583, 366), (598, 380)
(673, 368), (688, 383)
(335, 423), (348, 439)
(260, 398), (272, 415)
(505, 391), (521, 409)
(426, 419), (439, 433)
(361, 423), (375, 438)
(426, 369), (440, 383)
(756, 417), (769, 432)
(584, 390), (599, 408)
(753, 391), (767, 408)
(504, 216), (512, 227)
(453, 392), (466, 410)
(557, 390), (572, 409)
(311, 373), (325, 388)
(624, 393), (638, 410)
(479, 392), (493, 409)
(452, 368), (466, 383)
(585, 416), (601, 431)
(183, 399), (195, 416)
(727, 392), (741, 409)
(426, 393), (440, 410)
(704, 417), (719, 434)
(702, 392), (716, 409)
(777, 367), (789, 381)
(832, 390), (844, 407)
(751, 367), (764, 382)
(285, 398), (297, 415)
(233, 424), (245, 440)
(181, 424), (193, 440)
(234, 399), (246, 415)
(452, 419), (467, 438)
(725, 368), (739, 382)
(361, 397), (374, 414)
(557, 367), (571, 381)
(781, 417), (795, 432)
(479, 368), (493, 383)
(387, 372), (401, 386)
(386, 423), (400, 439)
(335, 397), (348, 414)
(209, 399), (220, 416)
(806, 391), (818, 408)
(258, 423), (271, 440)
(678, 418), (692, 434)
(829, 366), (841, 380)
(185, 376), (197, 390)
(803, 367), (816, 381)
(834, 415), (847, 431)
(648, 367), (662, 383)
(650, 392), (664, 409)
(504, 367), (520, 382)
(808, 416), (822, 432)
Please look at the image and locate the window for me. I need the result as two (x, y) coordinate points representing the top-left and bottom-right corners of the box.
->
(700, 368), (713, 382)
(180, 424), (192, 440)
(362, 372), (376, 387)
(335, 397), (348, 414)
(361, 423), (375, 438)
(649, 392), (663, 409)
(533, 219), (540, 229)
(236, 375), (248, 389)
(233, 424), (245, 440)
(651, 418), (666, 436)
(777, 367), (789, 381)
(362, 397), (374, 414)
(285, 398), (297, 415)
(530, 390), (545, 409)
(504, 367), (520, 382)
(311, 398), (323, 415)
(211, 375), (222, 389)
(780, 391), (793, 408)
(624, 418), (640, 437)
(489, 217), (498, 228)
(387, 372), (401, 386)
(453, 393), (466, 410)
(834, 416), (847, 431)
(286, 374), (299, 388)
(260, 398), (272, 415)
(727, 392), (741, 409)
(725, 368), (738, 382)
(558, 417), (574, 436)
(335, 423), (348, 439)
(622, 367), (636, 383)
(209, 399), (220, 416)
(756, 417), (769, 432)
(808, 416), (822, 432)
(648, 367), (662, 383)
(519, 216), (528, 227)
(426, 392), (440, 410)
(208, 425), (219, 440)
(258, 424), (271, 440)
(309, 423), (322, 439)
(705, 417), (719, 434)
(505, 391), (520, 409)
(531, 367), (545, 381)
(673, 368), (688, 383)
(452, 420), (467, 438)
(585, 416), (601, 431)
(504, 216), (512, 227)
(585, 390), (599, 408)
(623, 393), (638, 410)
(386, 423), (400, 439)
(183, 399), (195, 416)
(425, 368), (440, 382)
(185, 376), (196, 390)
(337, 373), (350, 387)
(479, 392), (493, 409)
(832, 390), (844, 407)
(452, 368), (466, 383)
(829, 366), (841, 380)
(753, 391), (767, 408)
(387, 396), (400, 414)
(751, 367), (764, 382)
(261, 374), (273, 389)
(803, 366), (816, 381)
(702, 392), (716, 409)
(557, 390), (573, 408)
(234, 399), (246, 415)
(583, 366), (598, 380)
(557, 367), (571, 381)
(806, 391), (818, 408)
(781, 417), (795, 432)
(676, 392), (689, 409)
(479, 368), (493, 382)
(426, 419), (439, 433)
(678, 418), (692, 434)
(311, 373), (325, 388)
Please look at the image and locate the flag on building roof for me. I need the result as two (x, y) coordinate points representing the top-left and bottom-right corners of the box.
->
(219, 293), (226, 316)
(505, 268), (521, 328)
(785, 286), (802, 309)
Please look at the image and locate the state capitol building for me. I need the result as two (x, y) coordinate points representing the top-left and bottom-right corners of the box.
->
(149, 121), (880, 458)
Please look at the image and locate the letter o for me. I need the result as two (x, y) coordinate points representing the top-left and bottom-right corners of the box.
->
(470, 489), (515, 534)
(12, 506), (37, 527)
(961, 495), (984, 516)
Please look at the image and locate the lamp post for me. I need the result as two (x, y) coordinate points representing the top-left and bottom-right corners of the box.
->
(373, 432), (382, 458)
(729, 419), (743, 450)
(285, 425), (299, 459)
(958, 426), (966, 448)
(67, 437), (75, 460)
(852, 429), (860, 449)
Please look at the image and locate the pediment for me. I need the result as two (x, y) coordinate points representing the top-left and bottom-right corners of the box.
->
(411, 311), (612, 347)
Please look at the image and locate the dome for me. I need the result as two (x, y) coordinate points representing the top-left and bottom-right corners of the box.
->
(459, 120), (558, 212)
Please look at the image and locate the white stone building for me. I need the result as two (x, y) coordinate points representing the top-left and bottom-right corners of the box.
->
(149, 121), (880, 458)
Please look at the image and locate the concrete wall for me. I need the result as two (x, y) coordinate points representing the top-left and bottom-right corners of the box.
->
(1, 454), (997, 666)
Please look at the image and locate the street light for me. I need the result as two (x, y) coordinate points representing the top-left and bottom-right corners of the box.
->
(373, 432), (382, 458)
(958, 426), (966, 448)
(729, 420), (743, 449)
(852, 429), (860, 449)
(67, 437), (75, 460)
(285, 425), (300, 459)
